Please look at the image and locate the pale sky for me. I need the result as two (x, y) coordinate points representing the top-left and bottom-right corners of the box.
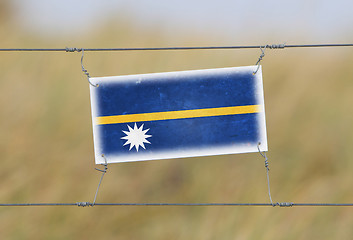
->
(10, 0), (353, 43)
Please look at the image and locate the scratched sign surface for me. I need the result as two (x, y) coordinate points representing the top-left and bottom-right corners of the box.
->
(90, 66), (267, 164)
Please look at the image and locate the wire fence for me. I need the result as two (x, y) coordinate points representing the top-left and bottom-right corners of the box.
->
(1, 42), (353, 207)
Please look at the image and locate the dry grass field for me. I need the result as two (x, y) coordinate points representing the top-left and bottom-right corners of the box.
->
(1, 10), (353, 239)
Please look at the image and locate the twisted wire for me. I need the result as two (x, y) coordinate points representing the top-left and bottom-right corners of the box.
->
(257, 143), (274, 205)
(80, 49), (98, 87)
(92, 155), (108, 206)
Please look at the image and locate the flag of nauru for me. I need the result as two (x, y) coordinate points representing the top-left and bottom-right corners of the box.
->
(90, 66), (267, 164)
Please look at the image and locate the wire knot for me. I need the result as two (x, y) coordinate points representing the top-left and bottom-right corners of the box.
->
(253, 46), (267, 74)
(65, 47), (82, 52)
(274, 202), (294, 207)
(267, 43), (286, 49)
(95, 163), (108, 173)
(253, 43), (285, 74)
(264, 159), (270, 169)
(257, 142), (270, 170)
(76, 202), (93, 207)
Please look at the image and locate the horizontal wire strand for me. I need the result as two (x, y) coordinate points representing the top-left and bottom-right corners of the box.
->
(0, 43), (353, 52)
(1, 202), (353, 207)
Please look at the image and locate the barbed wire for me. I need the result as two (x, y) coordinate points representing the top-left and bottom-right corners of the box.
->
(0, 43), (352, 52)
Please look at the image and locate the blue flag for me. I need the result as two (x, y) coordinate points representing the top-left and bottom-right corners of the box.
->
(90, 66), (267, 164)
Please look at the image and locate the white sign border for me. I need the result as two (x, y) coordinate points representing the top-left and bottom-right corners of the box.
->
(90, 65), (268, 164)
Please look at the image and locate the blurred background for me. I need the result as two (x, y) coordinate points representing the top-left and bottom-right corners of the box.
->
(1, 0), (353, 239)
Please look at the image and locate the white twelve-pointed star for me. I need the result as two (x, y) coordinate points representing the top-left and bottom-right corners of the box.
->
(121, 123), (152, 152)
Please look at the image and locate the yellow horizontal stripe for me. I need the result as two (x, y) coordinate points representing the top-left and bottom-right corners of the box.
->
(96, 105), (260, 125)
